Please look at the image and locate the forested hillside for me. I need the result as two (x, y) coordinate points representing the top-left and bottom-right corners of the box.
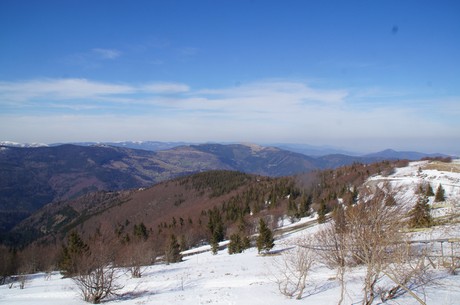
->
(1, 159), (406, 274)
(0, 143), (397, 233)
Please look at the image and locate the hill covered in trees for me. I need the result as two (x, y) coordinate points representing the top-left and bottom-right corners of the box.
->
(0, 142), (406, 233)
(2, 159), (407, 268)
(2, 158), (460, 305)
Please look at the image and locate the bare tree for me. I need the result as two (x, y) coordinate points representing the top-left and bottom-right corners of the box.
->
(71, 233), (124, 304)
(345, 191), (405, 305)
(345, 185), (434, 305)
(311, 184), (434, 305)
(123, 240), (156, 278)
(315, 219), (349, 305)
(0, 245), (18, 285)
(378, 243), (430, 305)
(273, 237), (316, 299)
(73, 261), (123, 304)
(17, 272), (29, 290)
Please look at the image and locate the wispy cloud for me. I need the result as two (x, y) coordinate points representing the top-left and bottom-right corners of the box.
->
(62, 48), (122, 68)
(0, 78), (133, 103)
(142, 82), (190, 94)
(0, 77), (458, 153)
(92, 48), (122, 59)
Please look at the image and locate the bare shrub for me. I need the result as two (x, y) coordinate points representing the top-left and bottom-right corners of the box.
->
(71, 234), (124, 304)
(315, 219), (349, 305)
(345, 190), (406, 305)
(378, 244), (431, 305)
(17, 273), (29, 289)
(73, 263), (123, 304)
(273, 237), (315, 299)
(124, 240), (156, 278)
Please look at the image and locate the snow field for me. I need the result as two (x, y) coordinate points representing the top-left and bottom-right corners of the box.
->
(2, 159), (460, 304)
(3, 238), (459, 305)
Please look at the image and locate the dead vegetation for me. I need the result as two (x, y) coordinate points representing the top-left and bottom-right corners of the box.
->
(422, 160), (460, 173)
(275, 184), (445, 305)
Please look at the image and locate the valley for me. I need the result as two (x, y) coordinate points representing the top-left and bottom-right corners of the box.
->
(0, 159), (459, 304)
(1, 142), (433, 234)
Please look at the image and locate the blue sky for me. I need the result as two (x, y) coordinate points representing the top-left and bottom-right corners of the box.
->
(0, 0), (459, 154)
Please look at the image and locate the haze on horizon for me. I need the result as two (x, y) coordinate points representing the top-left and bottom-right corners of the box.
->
(1, 1), (459, 155)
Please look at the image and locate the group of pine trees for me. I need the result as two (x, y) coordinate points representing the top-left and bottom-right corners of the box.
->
(409, 183), (446, 229)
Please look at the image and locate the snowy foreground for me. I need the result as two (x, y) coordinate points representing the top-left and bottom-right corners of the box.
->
(2, 160), (460, 305)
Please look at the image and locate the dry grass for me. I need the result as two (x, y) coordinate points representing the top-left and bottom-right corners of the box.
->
(423, 161), (460, 173)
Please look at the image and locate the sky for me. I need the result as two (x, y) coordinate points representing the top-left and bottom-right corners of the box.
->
(0, 0), (459, 154)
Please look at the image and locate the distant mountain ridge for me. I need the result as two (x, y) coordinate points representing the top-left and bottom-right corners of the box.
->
(0, 143), (317, 233)
(363, 148), (450, 160)
(1, 140), (451, 158)
(0, 142), (451, 234)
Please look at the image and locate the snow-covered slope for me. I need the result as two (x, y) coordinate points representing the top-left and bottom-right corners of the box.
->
(1, 160), (460, 305)
(2, 231), (459, 305)
(368, 159), (460, 232)
(0, 141), (48, 147)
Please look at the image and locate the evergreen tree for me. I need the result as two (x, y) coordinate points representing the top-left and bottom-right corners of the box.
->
(409, 195), (432, 228)
(164, 234), (182, 264)
(256, 219), (274, 254)
(351, 187), (359, 204)
(59, 231), (90, 277)
(416, 184), (425, 195)
(317, 202), (327, 224)
(228, 233), (241, 255)
(434, 184), (445, 202)
(207, 207), (225, 255)
(228, 233), (250, 255)
(384, 193), (397, 206)
(298, 193), (312, 217)
(207, 208), (225, 243)
(210, 236), (219, 255)
(287, 196), (299, 219)
(133, 222), (148, 241)
(425, 184), (435, 197)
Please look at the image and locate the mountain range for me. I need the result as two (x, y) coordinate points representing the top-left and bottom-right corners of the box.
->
(0, 142), (450, 235)
(1, 140), (452, 158)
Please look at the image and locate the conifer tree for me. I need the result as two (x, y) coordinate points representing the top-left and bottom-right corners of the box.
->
(434, 184), (445, 202)
(409, 195), (432, 228)
(59, 231), (90, 277)
(228, 232), (250, 254)
(416, 183), (425, 195)
(287, 196), (299, 219)
(425, 184), (434, 197)
(207, 207), (225, 254)
(256, 219), (274, 254)
(133, 222), (148, 241)
(207, 208), (224, 243)
(298, 193), (312, 217)
(384, 193), (397, 206)
(317, 202), (327, 224)
(210, 236), (219, 255)
(164, 234), (182, 264)
(228, 233), (241, 254)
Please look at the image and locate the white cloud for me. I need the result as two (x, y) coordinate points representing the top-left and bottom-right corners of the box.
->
(142, 82), (190, 94)
(61, 48), (122, 68)
(0, 78), (458, 154)
(1, 110), (457, 154)
(0, 78), (134, 103)
(92, 48), (122, 59)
